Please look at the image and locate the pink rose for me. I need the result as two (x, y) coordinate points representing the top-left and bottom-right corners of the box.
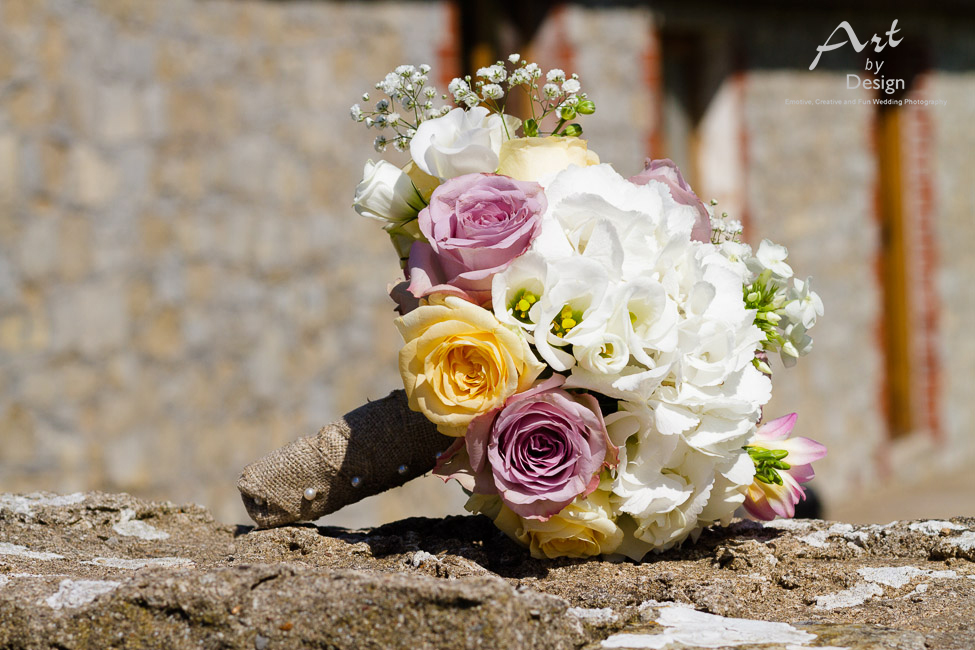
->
(407, 173), (546, 305)
(629, 158), (711, 242)
(436, 376), (616, 520)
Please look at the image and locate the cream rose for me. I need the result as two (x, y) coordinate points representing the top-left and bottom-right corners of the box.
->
(495, 137), (600, 183)
(481, 490), (623, 559)
(395, 295), (544, 436)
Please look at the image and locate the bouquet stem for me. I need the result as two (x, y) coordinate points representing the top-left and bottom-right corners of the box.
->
(237, 390), (452, 528)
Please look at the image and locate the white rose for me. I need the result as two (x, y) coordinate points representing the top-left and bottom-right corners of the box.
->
(352, 159), (428, 226)
(409, 107), (520, 179)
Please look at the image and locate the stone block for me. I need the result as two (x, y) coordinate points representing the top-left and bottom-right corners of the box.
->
(51, 279), (128, 356)
(138, 306), (183, 362)
(152, 252), (184, 304)
(57, 216), (92, 282)
(270, 155), (309, 208)
(16, 216), (59, 281)
(184, 262), (214, 302)
(165, 86), (210, 139)
(6, 84), (54, 129)
(39, 19), (66, 79)
(39, 138), (69, 195)
(59, 361), (100, 403)
(139, 213), (171, 258)
(103, 431), (152, 491)
(21, 285), (50, 351)
(0, 133), (19, 209)
(0, 37), (16, 79)
(142, 84), (167, 139)
(0, 252), (18, 304)
(0, 404), (36, 465)
(95, 83), (145, 144)
(70, 145), (119, 208)
(154, 153), (204, 202)
(0, 313), (25, 352)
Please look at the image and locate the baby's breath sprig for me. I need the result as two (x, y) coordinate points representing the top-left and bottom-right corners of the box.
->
(350, 64), (449, 152)
(449, 54), (596, 138)
(710, 202), (744, 245)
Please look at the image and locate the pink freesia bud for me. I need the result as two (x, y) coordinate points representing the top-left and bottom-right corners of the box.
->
(742, 413), (827, 520)
(628, 158), (711, 242)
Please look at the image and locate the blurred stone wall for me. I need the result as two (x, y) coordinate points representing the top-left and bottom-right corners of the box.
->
(0, 0), (464, 524)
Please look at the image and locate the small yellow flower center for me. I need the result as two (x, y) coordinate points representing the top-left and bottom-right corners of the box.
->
(509, 289), (540, 324)
(551, 303), (583, 338)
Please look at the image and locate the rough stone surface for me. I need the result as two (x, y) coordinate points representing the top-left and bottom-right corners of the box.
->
(1, 492), (972, 649)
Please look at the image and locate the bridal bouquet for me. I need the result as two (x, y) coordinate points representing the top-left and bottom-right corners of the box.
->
(350, 56), (826, 560)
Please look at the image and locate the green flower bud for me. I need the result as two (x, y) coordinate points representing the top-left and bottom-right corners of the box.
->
(562, 123), (583, 137)
(576, 100), (596, 115)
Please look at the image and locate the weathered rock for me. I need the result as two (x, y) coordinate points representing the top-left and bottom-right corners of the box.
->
(1, 492), (973, 649)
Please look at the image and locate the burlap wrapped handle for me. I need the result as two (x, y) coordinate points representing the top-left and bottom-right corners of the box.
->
(237, 390), (453, 528)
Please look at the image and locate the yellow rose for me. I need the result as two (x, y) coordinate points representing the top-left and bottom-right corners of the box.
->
(477, 491), (623, 559)
(396, 295), (544, 436)
(495, 136), (600, 182)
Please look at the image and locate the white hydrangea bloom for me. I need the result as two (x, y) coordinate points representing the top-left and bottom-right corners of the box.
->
(697, 450), (753, 525)
(606, 408), (756, 558)
(624, 442), (720, 552)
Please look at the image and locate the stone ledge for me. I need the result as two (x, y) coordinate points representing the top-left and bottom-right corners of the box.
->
(1, 492), (972, 649)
